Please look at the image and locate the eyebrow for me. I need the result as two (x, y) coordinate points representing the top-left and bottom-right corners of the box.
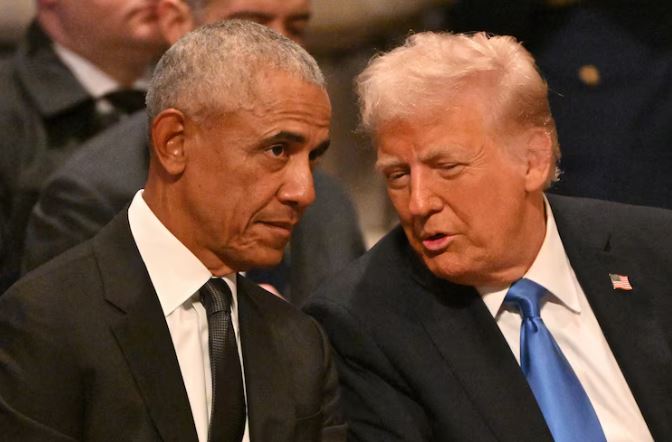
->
(266, 131), (306, 144)
(311, 140), (331, 159)
(264, 131), (331, 157)
(375, 156), (404, 172)
(375, 145), (468, 171)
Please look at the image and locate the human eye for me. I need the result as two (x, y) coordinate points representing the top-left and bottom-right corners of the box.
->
(436, 162), (463, 178)
(266, 143), (288, 158)
(385, 168), (410, 189)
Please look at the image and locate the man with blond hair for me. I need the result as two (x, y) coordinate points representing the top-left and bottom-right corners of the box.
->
(306, 32), (672, 441)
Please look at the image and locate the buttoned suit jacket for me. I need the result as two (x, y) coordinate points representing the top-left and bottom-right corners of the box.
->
(0, 210), (346, 441)
(22, 111), (365, 306)
(0, 22), (120, 292)
(304, 194), (672, 441)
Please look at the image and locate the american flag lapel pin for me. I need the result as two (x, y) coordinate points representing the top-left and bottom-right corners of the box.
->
(609, 273), (632, 291)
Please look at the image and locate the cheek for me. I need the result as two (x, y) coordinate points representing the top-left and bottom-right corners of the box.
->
(388, 189), (411, 222)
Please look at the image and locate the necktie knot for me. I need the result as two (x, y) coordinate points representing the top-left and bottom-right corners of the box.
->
(504, 278), (547, 319)
(200, 278), (233, 316)
(103, 89), (146, 114)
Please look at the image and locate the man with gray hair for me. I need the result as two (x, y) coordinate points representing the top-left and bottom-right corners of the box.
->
(0, 20), (345, 442)
(22, 0), (365, 306)
(306, 31), (672, 441)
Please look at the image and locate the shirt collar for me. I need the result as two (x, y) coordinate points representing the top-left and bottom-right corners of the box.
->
(53, 43), (149, 99)
(127, 190), (238, 316)
(479, 196), (582, 317)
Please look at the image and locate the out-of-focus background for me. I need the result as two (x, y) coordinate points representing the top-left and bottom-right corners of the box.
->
(0, 0), (450, 246)
(3, 0), (672, 247)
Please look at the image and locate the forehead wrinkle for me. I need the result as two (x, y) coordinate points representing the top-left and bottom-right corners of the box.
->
(417, 143), (472, 163)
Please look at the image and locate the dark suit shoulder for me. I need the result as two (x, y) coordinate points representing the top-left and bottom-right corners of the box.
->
(308, 226), (418, 308)
(239, 274), (326, 337)
(4, 239), (98, 302)
(49, 111), (148, 194)
(548, 194), (672, 259)
(22, 112), (149, 271)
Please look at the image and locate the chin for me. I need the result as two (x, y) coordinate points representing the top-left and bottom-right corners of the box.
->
(421, 254), (473, 285)
(245, 249), (286, 270)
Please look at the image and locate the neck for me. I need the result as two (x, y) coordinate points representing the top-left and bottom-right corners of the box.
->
(38, 16), (154, 87)
(143, 178), (236, 277)
(505, 194), (548, 283)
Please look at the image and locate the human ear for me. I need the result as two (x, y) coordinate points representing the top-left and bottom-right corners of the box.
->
(150, 109), (188, 176)
(157, 0), (196, 45)
(524, 128), (553, 192)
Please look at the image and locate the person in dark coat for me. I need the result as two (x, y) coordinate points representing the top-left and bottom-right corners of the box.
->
(305, 31), (670, 441)
(21, 0), (365, 305)
(0, 20), (346, 441)
(0, 0), (166, 291)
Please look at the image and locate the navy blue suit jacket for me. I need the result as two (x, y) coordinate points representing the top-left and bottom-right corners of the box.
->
(305, 195), (672, 441)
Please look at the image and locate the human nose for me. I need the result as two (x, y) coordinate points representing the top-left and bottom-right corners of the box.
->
(408, 170), (443, 217)
(278, 159), (316, 209)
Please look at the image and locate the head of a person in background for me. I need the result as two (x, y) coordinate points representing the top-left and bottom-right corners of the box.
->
(158, 0), (311, 45)
(356, 32), (560, 287)
(144, 20), (330, 276)
(36, 0), (166, 85)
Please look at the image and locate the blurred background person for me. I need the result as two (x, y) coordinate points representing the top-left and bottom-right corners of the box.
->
(0, 0), (166, 290)
(445, 0), (672, 208)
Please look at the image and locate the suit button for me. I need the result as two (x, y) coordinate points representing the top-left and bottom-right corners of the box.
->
(578, 64), (601, 86)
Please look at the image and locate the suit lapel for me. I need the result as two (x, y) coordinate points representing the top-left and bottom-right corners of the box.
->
(406, 248), (553, 442)
(551, 196), (672, 438)
(237, 277), (295, 442)
(94, 212), (199, 442)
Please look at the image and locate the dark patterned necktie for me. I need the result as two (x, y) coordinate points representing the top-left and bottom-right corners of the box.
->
(200, 278), (246, 442)
(505, 278), (606, 442)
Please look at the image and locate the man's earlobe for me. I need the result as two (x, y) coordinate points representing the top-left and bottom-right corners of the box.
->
(157, 0), (195, 45)
(151, 109), (188, 176)
(524, 128), (553, 192)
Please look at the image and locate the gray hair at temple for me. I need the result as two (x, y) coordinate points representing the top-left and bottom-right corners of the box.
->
(356, 31), (560, 184)
(146, 19), (325, 122)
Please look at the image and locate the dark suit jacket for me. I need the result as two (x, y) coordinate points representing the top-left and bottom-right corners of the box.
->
(0, 210), (346, 441)
(0, 22), (121, 292)
(304, 195), (672, 441)
(22, 111), (365, 306)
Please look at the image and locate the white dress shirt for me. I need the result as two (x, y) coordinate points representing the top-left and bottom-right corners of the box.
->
(478, 198), (652, 442)
(128, 190), (249, 442)
(53, 43), (149, 114)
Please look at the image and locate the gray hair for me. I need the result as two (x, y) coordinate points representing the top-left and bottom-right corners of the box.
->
(356, 31), (560, 184)
(146, 19), (325, 121)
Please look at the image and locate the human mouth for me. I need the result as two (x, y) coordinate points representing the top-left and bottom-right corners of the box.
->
(421, 232), (454, 252)
(258, 220), (295, 238)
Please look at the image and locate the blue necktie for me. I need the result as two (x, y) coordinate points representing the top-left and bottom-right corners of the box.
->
(505, 278), (606, 442)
